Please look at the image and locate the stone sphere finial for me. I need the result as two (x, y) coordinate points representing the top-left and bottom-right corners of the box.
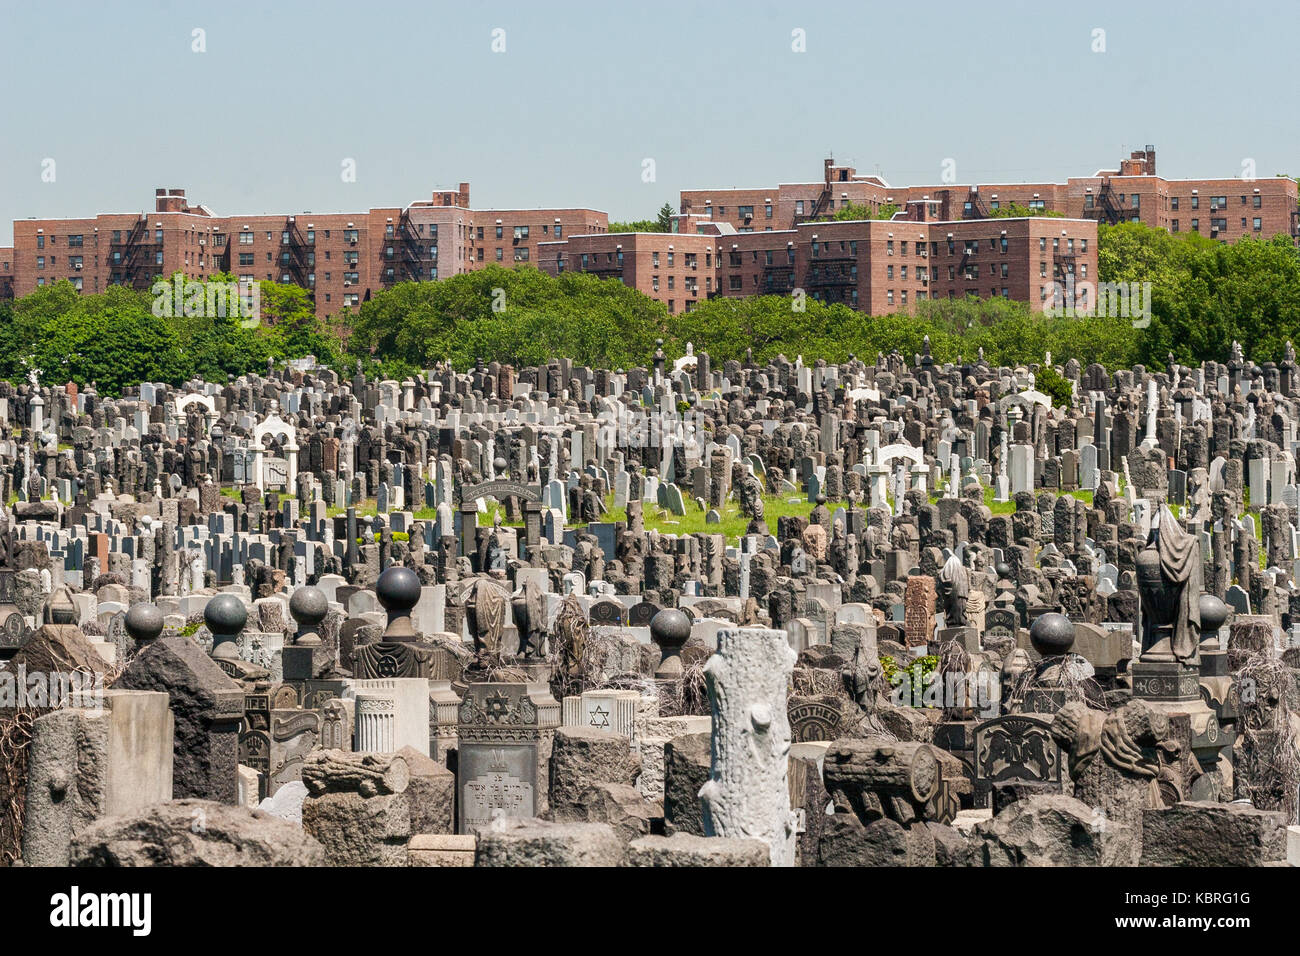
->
(376, 566), (420, 641)
(290, 585), (328, 646)
(1198, 594), (1229, 645)
(1029, 612), (1075, 658)
(124, 603), (165, 645)
(205, 593), (247, 660)
(650, 607), (691, 678)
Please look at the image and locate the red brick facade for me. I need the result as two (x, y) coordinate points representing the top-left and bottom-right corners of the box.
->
(681, 149), (1300, 243)
(2, 184), (607, 317)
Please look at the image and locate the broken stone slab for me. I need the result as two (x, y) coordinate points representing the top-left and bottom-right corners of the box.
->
(663, 731), (711, 836)
(408, 833), (477, 867)
(1140, 801), (1288, 866)
(628, 832), (770, 867)
(473, 817), (627, 866)
(69, 799), (326, 866)
(972, 794), (1136, 866)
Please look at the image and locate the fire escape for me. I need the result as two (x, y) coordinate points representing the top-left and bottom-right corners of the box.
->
(396, 211), (426, 283)
(282, 217), (313, 293)
(961, 188), (990, 220)
(806, 244), (857, 304)
(795, 185), (834, 225)
(111, 217), (153, 290)
(1087, 178), (1125, 226)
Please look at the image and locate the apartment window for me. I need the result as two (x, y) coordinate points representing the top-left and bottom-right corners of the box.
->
(795, 201), (805, 216)
(554, 225), (562, 239)
(738, 205), (753, 219)
(305, 230), (314, 244)
(887, 265), (894, 279)
(1211, 195), (1227, 210)
(67, 235), (83, 247)
(887, 240), (894, 255)
(729, 275), (742, 291)
(282, 231), (291, 245)
(1000, 263), (1009, 278)
(1171, 220), (1179, 232)
(1171, 197), (1179, 210)
(344, 229), (359, 243)
(1038, 237), (1046, 251)
(36, 236), (44, 249)
(786, 249), (795, 264)
(239, 253), (254, 266)
(667, 252), (674, 267)
(495, 248), (504, 261)
(155, 251), (164, 265)
(1253, 195), (1262, 209)
(668, 300), (675, 313)
(1191, 196), (1199, 209)
(344, 272), (359, 284)
(652, 251), (660, 268)
(513, 226), (529, 240)
(668, 276), (675, 290)
(765, 204), (772, 219)
(1254, 217), (1263, 231)
(1067, 238), (1074, 254)
(344, 293), (359, 307)
(1084, 194), (1094, 210)
(1191, 218), (1199, 231)
(36, 256), (44, 269)
(653, 276), (660, 292)
(887, 290), (894, 305)
(716, 206), (726, 215)
(155, 229), (163, 242)
(239, 231), (254, 244)
(1028, 200), (1045, 211)
(1040, 261), (1047, 277)
(901, 266), (908, 280)
(111, 231), (121, 243)
(112, 251), (121, 264)
(1131, 194), (1140, 209)
(901, 290), (908, 305)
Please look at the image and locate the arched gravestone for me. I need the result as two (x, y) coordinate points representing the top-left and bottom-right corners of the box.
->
(457, 479), (544, 553)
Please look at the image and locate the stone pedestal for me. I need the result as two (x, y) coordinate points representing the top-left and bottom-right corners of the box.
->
(1130, 659), (1231, 796)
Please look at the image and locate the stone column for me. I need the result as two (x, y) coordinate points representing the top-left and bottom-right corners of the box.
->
(354, 685), (398, 753)
(700, 627), (797, 867)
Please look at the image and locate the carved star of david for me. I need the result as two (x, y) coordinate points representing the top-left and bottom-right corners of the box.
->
(485, 690), (513, 723)
(588, 705), (610, 729)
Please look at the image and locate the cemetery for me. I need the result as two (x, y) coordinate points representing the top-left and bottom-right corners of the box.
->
(1, 338), (1299, 868)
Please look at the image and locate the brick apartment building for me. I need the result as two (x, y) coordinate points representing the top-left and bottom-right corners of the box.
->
(539, 198), (1099, 316)
(537, 232), (719, 314)
(0, 184), (607, 316)
(681, 148), (1300, 244)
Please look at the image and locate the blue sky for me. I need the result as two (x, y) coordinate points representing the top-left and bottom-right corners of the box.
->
(1, 0), (1296, 245)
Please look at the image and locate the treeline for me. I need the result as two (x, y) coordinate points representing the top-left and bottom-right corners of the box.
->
(0, 276), (340, 395)
(4, 221), (1300, 394)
